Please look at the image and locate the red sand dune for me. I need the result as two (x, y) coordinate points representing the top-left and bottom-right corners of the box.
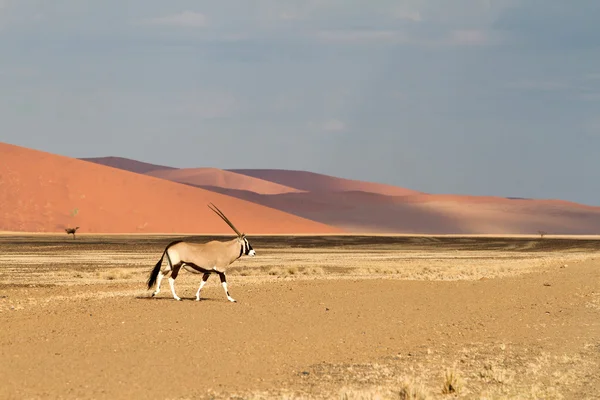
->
(198, 186), (600, 234)
(80, 156), (175, 174)
(145, 168), (303, 195)
(79, 157), (600, 234)
(7, 149), (600, 235)
(229, 169), (421, 197)
(0, 143), (343, 234)
(81, 158), (420, 197)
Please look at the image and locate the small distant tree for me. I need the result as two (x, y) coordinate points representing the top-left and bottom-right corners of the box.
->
(538, 230), (547, 239)
(65, 226), (79, 239)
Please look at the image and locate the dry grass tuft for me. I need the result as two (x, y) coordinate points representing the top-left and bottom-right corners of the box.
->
(339, 387), (387, 400)
(266, 266), (326, 277)
(479, 362), (515, 385)
(338, 384), (431, 400)
(397, 379), (431, 400)
(441, 368), (463, 395)
(98, 269), (132, 281)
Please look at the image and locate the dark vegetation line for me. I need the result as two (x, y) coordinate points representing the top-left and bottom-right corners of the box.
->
(1, 235), (600, 252)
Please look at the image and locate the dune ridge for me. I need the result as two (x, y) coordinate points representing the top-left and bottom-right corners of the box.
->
(80, 157), (420, 197)
(80, 156), (175, 174)
(145, 167), (304, 195)
(229, 168), (421, 197)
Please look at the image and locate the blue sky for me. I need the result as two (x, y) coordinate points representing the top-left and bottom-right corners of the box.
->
(1, 0), (599, 205)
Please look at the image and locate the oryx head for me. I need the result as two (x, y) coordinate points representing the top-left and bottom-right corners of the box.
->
(208, 203), (256, 257)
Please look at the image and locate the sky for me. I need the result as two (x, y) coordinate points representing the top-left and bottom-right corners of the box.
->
(1, 0), (599, 205)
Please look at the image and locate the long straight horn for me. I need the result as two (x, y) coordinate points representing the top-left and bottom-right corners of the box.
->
(208, 203), (242, 237)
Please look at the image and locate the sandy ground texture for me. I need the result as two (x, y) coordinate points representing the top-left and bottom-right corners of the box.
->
(1, 235), (599, 399)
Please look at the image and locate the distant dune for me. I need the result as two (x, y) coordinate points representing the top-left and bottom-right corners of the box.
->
(145, 167), (303, 195)
(0, 143), (343, 234)
(6, 150), (599, 235)
(80, 156), (175, 174)
(229, 169), (421, 197)
(80, 159), (419, 197)
(196, 186), (600, 234)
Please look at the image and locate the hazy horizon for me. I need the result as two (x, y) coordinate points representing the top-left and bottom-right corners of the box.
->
(1, 1), (599, 205)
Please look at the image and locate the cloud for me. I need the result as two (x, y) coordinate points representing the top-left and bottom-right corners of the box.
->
(444, 29), (489, 45)
(304, 118), (348, 134)
(392, 8), (422, 22)
(580, 93), (600, 102)
(584, 73), (600, 80)
(173, 91), (238, 119)
(140, 11), (207, 28)
(278, 11), (302, 21)
(314, 29), (408, 44)
(493, 0), (600, 49)
(321, 118), (346, 133)
(583, 118), (600, 137)
(313, 28), (498, 47)
(508, 80), (571, 91)
(0, 66), (38, 78)
(506, 75), (600, 102)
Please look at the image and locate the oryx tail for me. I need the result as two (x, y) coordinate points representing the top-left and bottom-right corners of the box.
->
(147, 240), (182, 289)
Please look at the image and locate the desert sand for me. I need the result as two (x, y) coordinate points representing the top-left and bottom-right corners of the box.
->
(0, 143), (342, 234)
(1, 234), (599, 399)
(145, 167), (304, 195)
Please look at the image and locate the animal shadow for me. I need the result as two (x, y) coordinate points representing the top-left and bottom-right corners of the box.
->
(135, 295), (218, 302)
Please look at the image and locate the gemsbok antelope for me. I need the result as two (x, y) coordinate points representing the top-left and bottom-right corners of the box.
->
(146, 203), (255, 302)
(65, 227), (79, 239)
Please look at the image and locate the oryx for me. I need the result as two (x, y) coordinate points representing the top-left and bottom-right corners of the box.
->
(146, 203), (255, 302)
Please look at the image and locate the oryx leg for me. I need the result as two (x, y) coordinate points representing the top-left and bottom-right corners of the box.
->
(153, 249), (177, 297)
(168, 263), (183, 301)
(152, 271), (163, 297)
(219, 272), (236, 303)
(152, 267), (171, 297)
(195, 273), (211, 301)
